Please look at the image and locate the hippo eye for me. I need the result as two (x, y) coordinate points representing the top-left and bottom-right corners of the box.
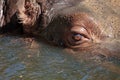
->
(72, 33), (82, 41)
(72, 32), (90, 42)
(64, 26), (92, 48)
(71, 26), (91, 41)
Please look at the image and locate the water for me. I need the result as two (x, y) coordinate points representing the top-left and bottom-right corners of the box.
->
(0, 0), (120, 80)
(0, 35), (119, 80)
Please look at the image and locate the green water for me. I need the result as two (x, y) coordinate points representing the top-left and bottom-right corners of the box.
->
(0, 36), (119, 80)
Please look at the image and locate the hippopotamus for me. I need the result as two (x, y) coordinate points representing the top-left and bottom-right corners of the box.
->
(39, 0), (120, 50)
(0, 0), (120, 56)
(1, 0), (96, 48)
(41, 12), (103, 48)
(0, 1), (120, 79)
(0, 0), (83, 33)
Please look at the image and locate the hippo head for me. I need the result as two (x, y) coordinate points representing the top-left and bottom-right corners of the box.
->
(41, 13), (103, 49)
(16, 0), (83, 34)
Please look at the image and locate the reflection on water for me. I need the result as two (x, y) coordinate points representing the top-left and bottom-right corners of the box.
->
(0, 35), (120, 80)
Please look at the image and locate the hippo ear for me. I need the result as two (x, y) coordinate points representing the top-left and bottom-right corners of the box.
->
(16, 0), (41, 26)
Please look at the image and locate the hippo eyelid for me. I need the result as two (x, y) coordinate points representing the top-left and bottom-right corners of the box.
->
(71, 26), (91, 39)
(72, 32), (89, 40)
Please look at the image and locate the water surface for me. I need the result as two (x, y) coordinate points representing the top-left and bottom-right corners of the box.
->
(0, 35), (119, 80)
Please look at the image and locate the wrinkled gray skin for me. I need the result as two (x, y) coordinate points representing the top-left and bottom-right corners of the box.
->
(0, 0), (120, 59)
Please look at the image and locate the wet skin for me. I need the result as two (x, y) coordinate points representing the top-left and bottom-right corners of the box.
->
(0, 0), (98, 48)
(41, 13), (102, 48)
(0, 0), (120, 57)
(0, 0), (82, 33)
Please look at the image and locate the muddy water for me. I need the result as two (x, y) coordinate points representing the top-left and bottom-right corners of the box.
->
(0, 35), (120, 80)
(0, 0), (120, 80)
